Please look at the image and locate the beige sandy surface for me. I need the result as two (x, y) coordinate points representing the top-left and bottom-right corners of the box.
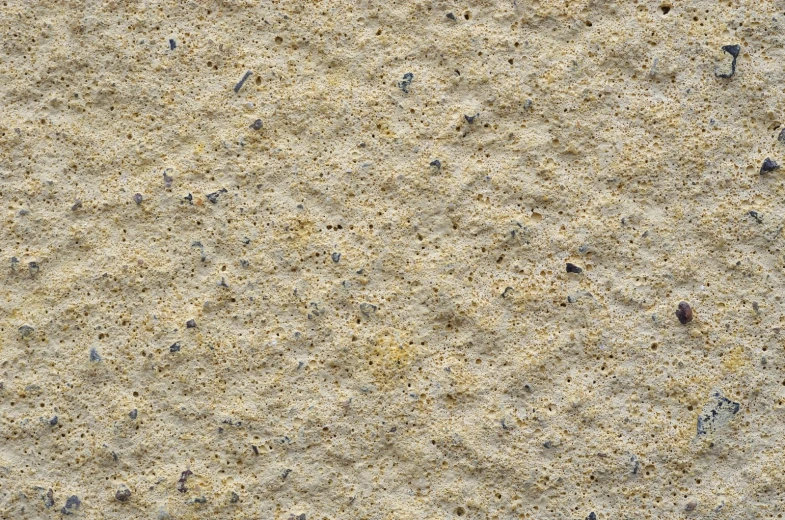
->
(2, 1), (785, 518)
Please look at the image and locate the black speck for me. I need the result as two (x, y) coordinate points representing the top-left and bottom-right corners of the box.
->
(398, 72), (413, 93)
(464, 113), (478, 124)
(193, 496), (207, 504)
(234, 70), (253, 93)
(586, 513), (597, 520)
(566, 263), (583, 274)
(447, 12), (456, 20)
(61, 495), (81, 515)
(71, 200), (82, 211)
(186, 319), (197, 329)
(760, 157), (780, 174)
(430, 159), (442, 169)
(501, 287), (514, 298)
(206, 188), (227, 204)
(230, 492), (239, 503)
(49, 416), (58, 426)
(184, 193), (193, 204)
(716, 44), (740, 78)
(133, 193), (143, 205)
(723, 44), (740, 58)
(29, 261), (39, 273)
(170, 342), (181, 353)
(748, 210), (763, 223)
(250, 119), (263, 130)
(169, 39), (176, 50)
(282, 468), (292, 480)
(778, 128), (785, 143)
(129, 409), (137, 419)
(331, 252), (341, 263)
(252, 445), (259, 455)
(89, 347), (102, 362)
(543, 440), (553, 448)
(177, 470), (193, 493)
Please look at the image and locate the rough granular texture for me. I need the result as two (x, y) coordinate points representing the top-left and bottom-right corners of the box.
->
(1, 1), (784, 518)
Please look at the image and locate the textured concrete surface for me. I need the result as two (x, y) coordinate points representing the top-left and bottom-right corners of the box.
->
(2, 1), (785, 518)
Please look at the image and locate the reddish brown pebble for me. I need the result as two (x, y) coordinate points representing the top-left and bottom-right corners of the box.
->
(685, 501), (697, 511)
(675, 301), (693, 324)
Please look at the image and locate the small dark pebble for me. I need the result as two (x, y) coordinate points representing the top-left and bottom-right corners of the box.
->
(186, 319), (197, 328)
(89, 347), (102, 362)
(250, 119), (263, 130)
(282, 468), (292, 480)
(169, 39), (176, 50)
(193, 496), (207, 504)
(115, 485), (132, 502)
(501, 287), (514, 298)
(586, 513), (597, 520)
(760, 157), (780, 174)
(49, 416), (58, 426)
(61, 495), (81, 515)
(430, 159), (442, 169)
(133, 193), (143, 205)
(675, 301), (693, 324)
(230, 492), (239, 503)
(71, 200), (83, 211)
(170, 342), (181, 353)
(252, 445), (259, 455)
(566, 263), (583, 274)
(447, 12), (456, 20)
(129, 409), (137, 419)
(11, 257), (19, 270)
(44, 488), (54, 508)
(18, 209), (29, 216)
(685, 501), (697, 511)
(778, 128), (785, 143)
(464, 113), (478, 124)
(19, 325), (34, 338)
(288, 515), (306, 520)
(184, 193), (193, 204)
(331, 252), (341, 263)
(206, 188), (227, 204)
(360, 302), (377, 316)
(398, 72), (413, 93)
(29, 261), (39, 273)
